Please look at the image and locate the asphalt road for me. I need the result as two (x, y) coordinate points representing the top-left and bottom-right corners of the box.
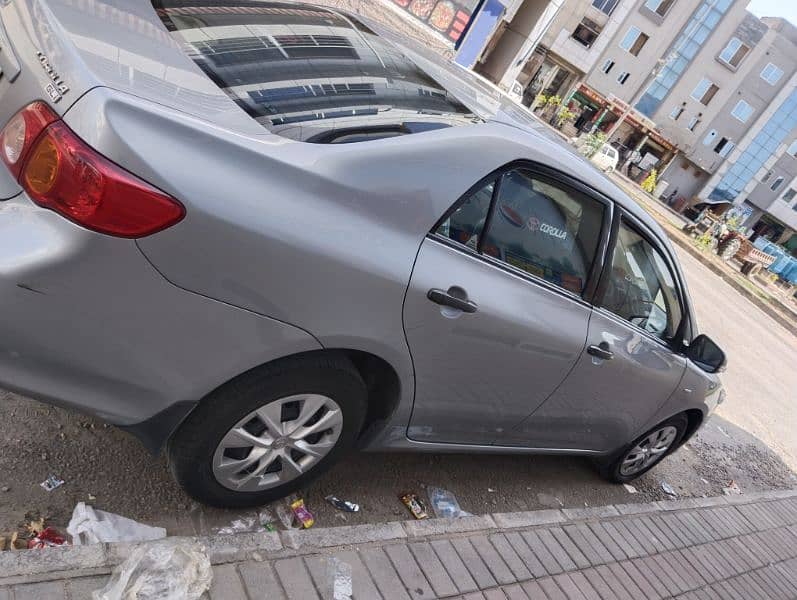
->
(0, 244), (795, 538)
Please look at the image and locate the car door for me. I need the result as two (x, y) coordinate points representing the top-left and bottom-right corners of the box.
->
(505, 211), (688, 451)
(402, 165), (611, 445)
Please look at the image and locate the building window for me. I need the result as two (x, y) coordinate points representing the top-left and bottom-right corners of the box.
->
(710, 87), (797, 203)
(788, 140), (797, 157)
(572, 18), (602, 48)
(691, 78), (719, 105)
(782, 188), (797, 202)
(687, 116), (700, 131)
(718, 37), (750, 68)
(761, 63), (784, 85)
(714, 138), (734, 157)
(602, 59), (615, 74)
(771, 176), (785, 191)
(636, 0), (732, 117)
(617, 71), (630, 85)
(703, 130), (717, 145)
(644, 0), (675, 17)
(670, 106), (684, 120)
(592, 0), (620, 16)
(731, 100), (753, 123)
(619, 26), (649, 56)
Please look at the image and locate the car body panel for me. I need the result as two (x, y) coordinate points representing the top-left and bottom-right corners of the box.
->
(403, 237), (592, 445)
(506, 307), (687, 451)
(0, 192), (322, 432)
(0, 0), (716, 458)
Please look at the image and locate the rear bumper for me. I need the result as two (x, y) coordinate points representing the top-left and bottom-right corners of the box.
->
(0, 192), (322, 449)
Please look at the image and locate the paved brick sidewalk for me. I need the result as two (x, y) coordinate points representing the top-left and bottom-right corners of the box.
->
(2, 490), (797, 599)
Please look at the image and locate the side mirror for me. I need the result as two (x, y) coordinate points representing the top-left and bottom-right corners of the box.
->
(685, 334), (727, 373)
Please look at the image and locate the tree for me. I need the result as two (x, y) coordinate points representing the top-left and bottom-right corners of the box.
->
(641, 169), (658, 193)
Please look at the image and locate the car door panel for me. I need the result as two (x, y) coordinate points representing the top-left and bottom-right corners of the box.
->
(403, 237), (592, 445)
(506, 308), (687, 451)
(506, 214), (689, 451)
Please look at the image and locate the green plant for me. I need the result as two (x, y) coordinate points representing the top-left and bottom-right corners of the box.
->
(581, 131), (607, 157)
(641, 169), (658, 193)
(556, 107), (575, 127)
(534, 93), (548, 108)
(694, 230), (713, 251)
(546, 95), (562, 108)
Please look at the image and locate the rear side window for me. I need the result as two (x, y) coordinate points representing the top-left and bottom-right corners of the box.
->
(601, 222), (682, 339)
(435, 169), (605, 295)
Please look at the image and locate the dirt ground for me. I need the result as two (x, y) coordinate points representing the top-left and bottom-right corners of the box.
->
(1, 220), (796, 539)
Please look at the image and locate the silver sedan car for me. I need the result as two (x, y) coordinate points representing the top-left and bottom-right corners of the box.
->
(0, 0), (725, 507)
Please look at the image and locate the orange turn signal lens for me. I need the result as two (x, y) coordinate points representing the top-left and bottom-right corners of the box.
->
(23, 134), (60, 195)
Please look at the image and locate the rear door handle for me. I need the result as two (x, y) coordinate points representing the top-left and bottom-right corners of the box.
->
(587, 342), (614, 360)
(427, 288), (478, 313)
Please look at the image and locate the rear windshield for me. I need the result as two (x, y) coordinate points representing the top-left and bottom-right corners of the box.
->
(153, 0), (479, 142)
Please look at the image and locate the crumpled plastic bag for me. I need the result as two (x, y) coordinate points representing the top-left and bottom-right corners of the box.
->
(428, 487), (471, 518)
(67, 503), (166, 545)
(92, 539), (212, 600)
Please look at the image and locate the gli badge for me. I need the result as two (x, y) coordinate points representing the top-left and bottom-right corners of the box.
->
(36, 51), (69, 103)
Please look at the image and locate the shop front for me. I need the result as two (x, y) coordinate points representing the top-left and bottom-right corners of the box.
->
(574, 84), (677, 179)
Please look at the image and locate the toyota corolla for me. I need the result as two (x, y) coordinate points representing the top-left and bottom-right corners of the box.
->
(0, 0), (725, 507)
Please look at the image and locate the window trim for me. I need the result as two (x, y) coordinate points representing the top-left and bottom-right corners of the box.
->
(429, 160), (615, 306)
(594, 209), (689, 350)
(644, 0), (675, 17)
(731, 99), (753, 123)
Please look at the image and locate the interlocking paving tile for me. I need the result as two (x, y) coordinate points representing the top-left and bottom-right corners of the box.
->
(502, 531), (548, 579)
(238, 560), (287, 599)
(521, 530), (566, 575)
(487, 534), (533, 581)
(408, 542), (459, 598)
(470, 535), (517, 585)
(451, 537), (499, 589)
(209, 564), (247, 600)
(383, 544), (435, 600)
(430, 539), (480, 594)
(359, 547), (413, 600)
(274, 557), (320, 600)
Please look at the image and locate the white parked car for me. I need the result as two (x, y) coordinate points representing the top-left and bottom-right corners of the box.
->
(590, 144), (620, 173)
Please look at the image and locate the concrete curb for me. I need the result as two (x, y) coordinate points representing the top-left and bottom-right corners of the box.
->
(2, 488), (796, 586)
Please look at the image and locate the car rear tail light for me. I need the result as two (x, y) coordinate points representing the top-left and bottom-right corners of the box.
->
(1, 102), (185, 238)
(0, 102), (57, 179)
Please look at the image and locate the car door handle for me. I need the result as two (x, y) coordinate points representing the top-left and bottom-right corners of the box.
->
(587, 342), (614, 360)
(427, 288), (478, 313)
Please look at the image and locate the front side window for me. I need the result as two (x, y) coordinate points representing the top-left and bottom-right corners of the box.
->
(617, 71), (631, 84)
(619, 27), (649, 56)
(788, 140), (797, 157)
(602, 59), (615, 74)
(602, 222), (682, 340)
(782, 188), (797, 202)
(691, 78), (719, 105)
(771, 176), (785, 192)
(670, 106), (684, 120)
(438, 170), (605, 296)
(761, 63), (784, 85)
(731, 100), (753, 123)
(687, 116), (700, 131)
(718, 37), (750, 68)
(644, 0), (675, 16)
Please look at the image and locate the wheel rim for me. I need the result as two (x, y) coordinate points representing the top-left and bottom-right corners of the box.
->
(212, 394), (343, 492)
(619, 425), (678, 476)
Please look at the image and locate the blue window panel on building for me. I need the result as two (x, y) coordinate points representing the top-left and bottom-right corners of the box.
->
(709, 87), (797, 203)
(635, 0), (732, 117)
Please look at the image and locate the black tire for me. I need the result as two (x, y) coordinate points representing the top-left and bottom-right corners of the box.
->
(597, 414), (689, 484)
(167, 354), (367, 508)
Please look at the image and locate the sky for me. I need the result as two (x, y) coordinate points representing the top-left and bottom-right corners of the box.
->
(746, 0), (797, 23)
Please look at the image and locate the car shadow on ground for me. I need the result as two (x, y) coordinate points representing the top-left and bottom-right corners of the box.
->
(1, 392), (794, 537)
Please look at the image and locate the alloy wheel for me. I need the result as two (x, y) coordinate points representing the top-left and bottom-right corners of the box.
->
(212, 394), (343, 492)
(619, 425), (678, 476)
